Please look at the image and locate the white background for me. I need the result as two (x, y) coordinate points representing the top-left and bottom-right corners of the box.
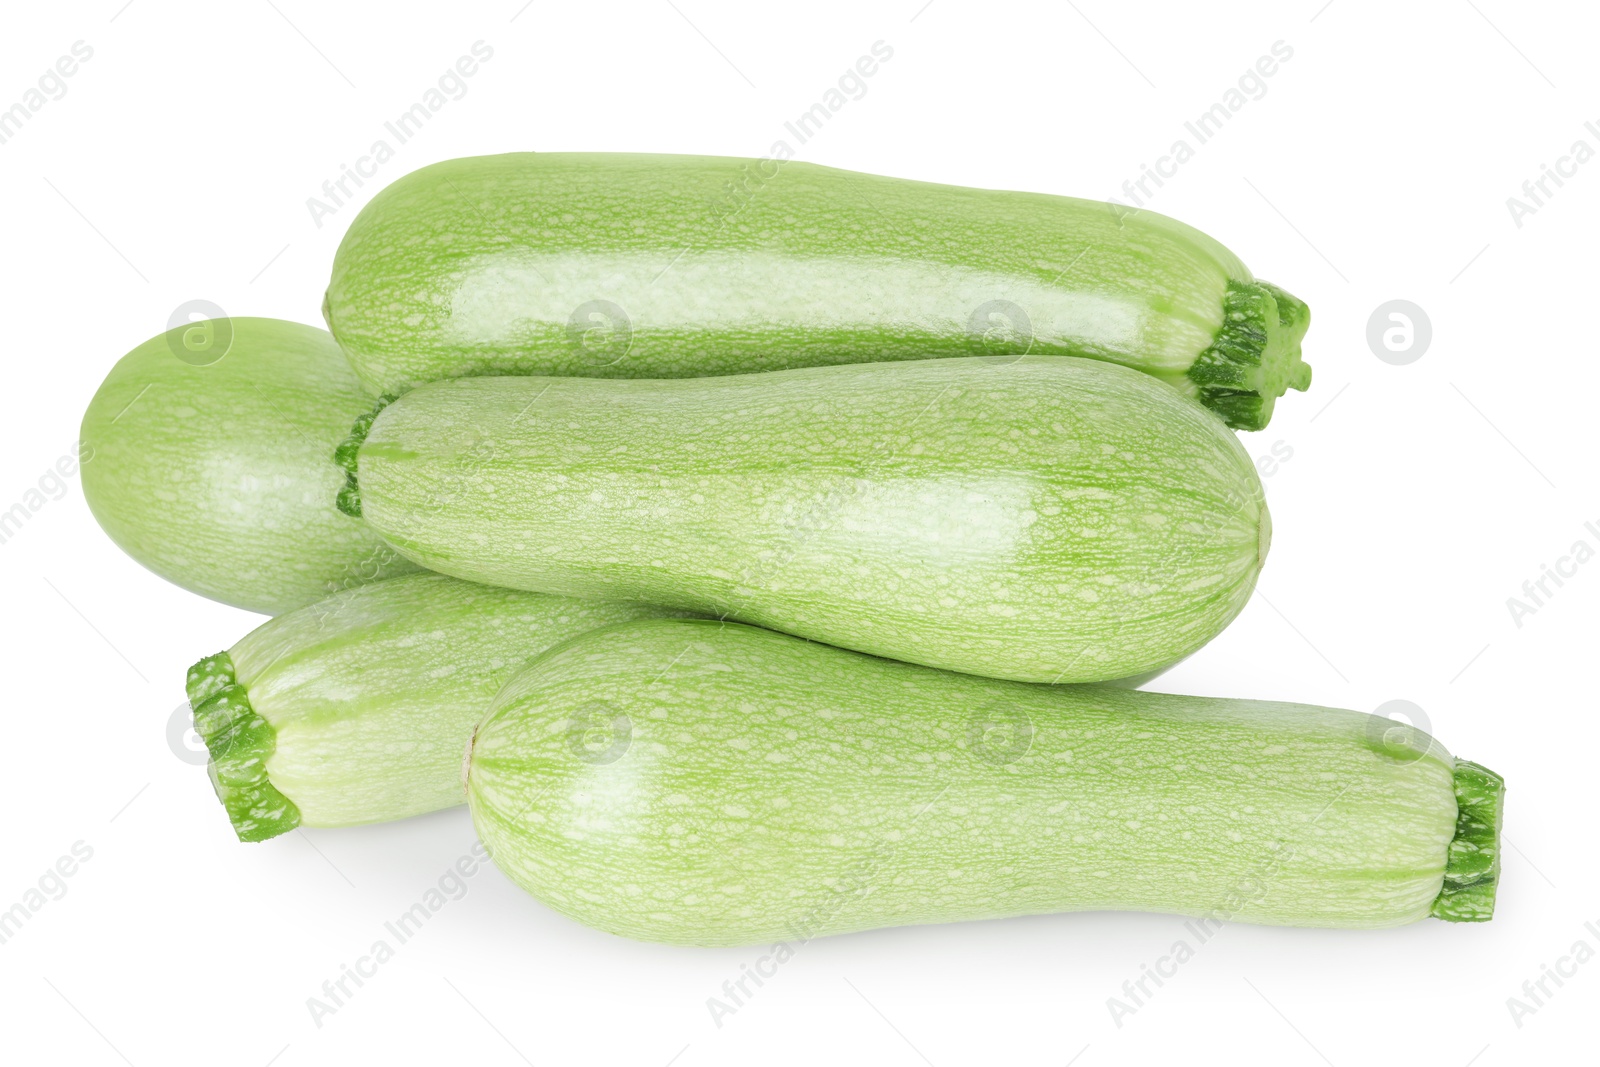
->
(1, 1), (1595, 1064)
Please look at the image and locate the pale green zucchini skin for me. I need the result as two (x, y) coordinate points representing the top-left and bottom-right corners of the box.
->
(81, 318), (417, 615)
(324, 153), (1311, 430)
(351, 356), (1270, 684)
(185, 572), (687, 841)
(468, 619), (1503, 946)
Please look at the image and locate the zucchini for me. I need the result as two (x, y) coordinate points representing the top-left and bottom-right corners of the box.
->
(81, 318), (416, 614)
(346, 356), (1269, 684)
(324, 153), (1311, 430)
(467, 618), (1503, 945)
(186, 572), (686, 841)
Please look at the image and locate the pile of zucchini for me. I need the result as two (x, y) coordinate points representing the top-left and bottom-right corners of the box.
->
(81, 154), (1500, 943)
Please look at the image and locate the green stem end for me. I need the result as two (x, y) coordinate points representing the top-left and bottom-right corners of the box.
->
(1430, 758), (1505, 922)
(186, 652), (302, 843)
(1187, 279), (1313, 432)
(333, 393), (397, 519)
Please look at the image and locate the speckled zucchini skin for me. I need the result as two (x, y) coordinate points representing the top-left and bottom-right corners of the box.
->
(186, 572), (688, 839)
(468, 620), (1493, 945)
(81, 317), (417, 614)
(325, 153), (1310, 430)
(353, 356), (1270, 684)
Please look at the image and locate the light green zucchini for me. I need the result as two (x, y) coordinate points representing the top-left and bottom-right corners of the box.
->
(345, 356), (1269, 684)
(467, 619), (1503, 945)
(81, 317), (416, 614)
(324, 153), (1311, 430)
(185, 572), (686, 841)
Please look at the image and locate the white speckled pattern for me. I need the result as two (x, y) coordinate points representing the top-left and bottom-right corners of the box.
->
(325, 153), (1247, 395)
(359, 356), (1268, 683)
(81, 318), (417, 614)
(226, 572), (688, 827)
(468, 620), (1459, 945)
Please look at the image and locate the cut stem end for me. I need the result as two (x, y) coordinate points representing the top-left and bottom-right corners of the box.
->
(1430, 758), (1505, 922)
(186, 652), (302, 843)
(1186, 279), (1312, 432)
(333, 393), (398, 519)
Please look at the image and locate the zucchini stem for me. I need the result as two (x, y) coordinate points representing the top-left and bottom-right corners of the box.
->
(333, 394), (397, 518)
(1186, 279), (1312, 432)
(186, 653), (302, 842)
(1430, 758), (1505, 922)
